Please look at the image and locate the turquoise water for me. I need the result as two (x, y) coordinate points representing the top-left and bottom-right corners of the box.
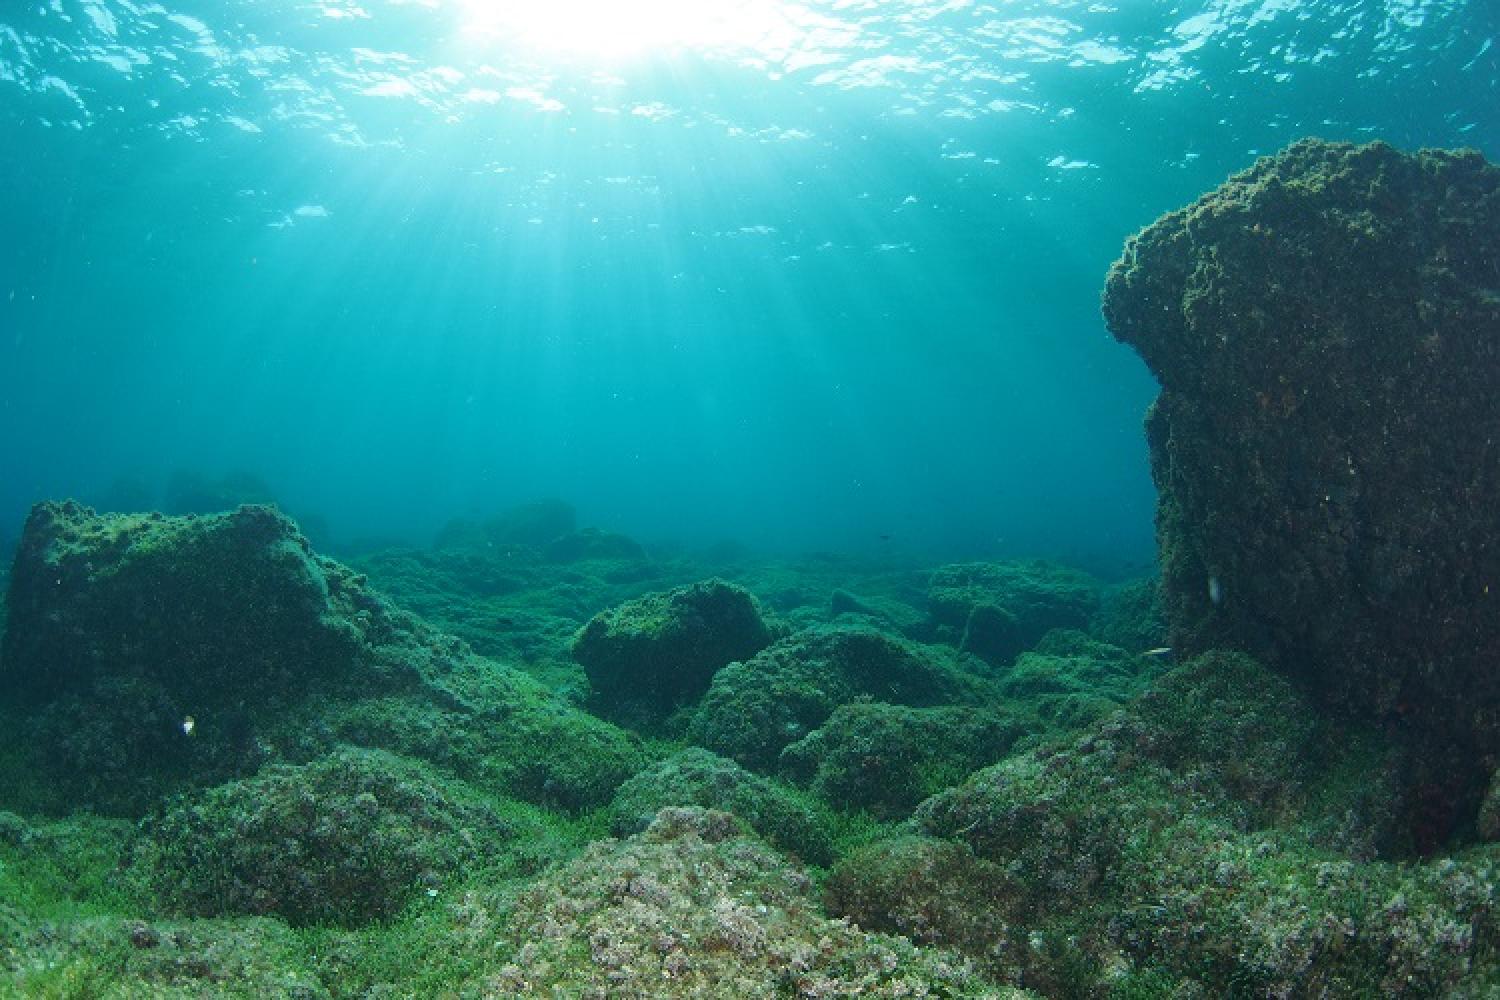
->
(0, 0), (1493, 560)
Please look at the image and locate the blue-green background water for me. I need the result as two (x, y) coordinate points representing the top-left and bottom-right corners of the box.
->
(0, 0), (1494, 563)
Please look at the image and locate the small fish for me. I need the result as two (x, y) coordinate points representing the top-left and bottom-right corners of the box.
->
(1142, 647), (1173, 658)
(181, 716), (195, 736)
(1208, 575), (1223, 606)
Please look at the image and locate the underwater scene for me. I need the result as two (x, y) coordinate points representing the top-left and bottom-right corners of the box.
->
(1, 0), (1498, 996)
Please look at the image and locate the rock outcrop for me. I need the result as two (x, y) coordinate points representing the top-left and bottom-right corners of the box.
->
(1103, 139), (1500, 830)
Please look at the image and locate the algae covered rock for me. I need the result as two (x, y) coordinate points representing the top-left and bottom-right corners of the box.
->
(326, 670), (647, 811)
(817, 650), (1495, 995)
(823, 836), (1012, 956)
(1102, 138), (1500, 815)
(132, 748), (517, 927)
(606, 747), (834, 864)
(998, 629), (1160, 731)
(0, 500), (646, 816)
(927, 561), (1099, 664)
(779, 702), (1024, 819)
(543, 526), (647, 564)
(688, 625), (983, 771)
(474, 807), (1013, 998)
(573, 578), (772, 725)
(0, 502), (365, 812)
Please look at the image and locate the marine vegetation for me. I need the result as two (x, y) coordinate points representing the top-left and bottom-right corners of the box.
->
(4, 139), (1500, 997)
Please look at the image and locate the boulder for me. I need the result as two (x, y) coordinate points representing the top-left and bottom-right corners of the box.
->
(927, 561), (1099, 665)
(131, 748), (517, 927)
(433, 499), (576, 551)
(607, 747), (833, 864)
(1103, 138), (1500, 826)
(778, 702), (1024, 819)
(689, 625), (985, 771)
(0, 501), (645, 815)
(573, 579), (771, 726)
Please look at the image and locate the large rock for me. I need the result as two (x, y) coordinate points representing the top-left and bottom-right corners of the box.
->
(606, 747), (834, 864)
(433, 499), (576, 551)
(1, 502), (366, 810)
(927, 561), (1099, 665)
(573, 579), (772, 726)
(471, 807), (1009, 998)
(0, 501), (645, 815)
(688, 625), (987, 771)
(822, 653), (1490, 996)
(1103, 139), (1500, 815)
(131, 748), (518, 927)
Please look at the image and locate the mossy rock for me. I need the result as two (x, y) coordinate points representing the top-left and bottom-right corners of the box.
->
(543, 527), (647, 564)
(573, 578), (772, 726)
(459, 807), (1019, 998)
(1, 913), (328, 998)
(824, 836), (1014, 954)
(779, 703), (1025, 819)
(607, 747), (834, 864)
(326, 657), (649, 810)
(927, 561), (1100, 664)
(132, 748), (521, 927)
(997, 629), (1160, 732)
(0, 502), (378, 813)
(0, 500), (647, 819)
(688, 625), (987, 772)
(820, 651), (1500, 994)
(1103, 139), (1500, 833)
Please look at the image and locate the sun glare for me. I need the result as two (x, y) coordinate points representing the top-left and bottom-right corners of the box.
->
(457, 0), (793, 59)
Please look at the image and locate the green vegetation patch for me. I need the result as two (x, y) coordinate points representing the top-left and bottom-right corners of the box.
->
(823, 651), (1500, 994)
(451, 806), (1022, 998)
(780, 702), (1025, 819)
(688, 625), (988, 772)
(927, 560), (1100, 665)
(607, 747), (835, 864)
(131, 748), (525, 927)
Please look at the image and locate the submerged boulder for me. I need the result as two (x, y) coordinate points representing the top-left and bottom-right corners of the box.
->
(689, 625), (986, 771)
(824, 652), (1488, 995)
(469, 807), (1008, 998)
(778, 702), (1024, 819)
(927, 561), (1099, 665)
(573, 579), (772, 726)
(543, 527), (647, 564)
(433, 499), (577, 551)
(132, 748), (518, 927)
(0, 502), (365, 811)
(606, 747), (834, 864)
(1103, 139), (1500, 825)
(0, 501), (645, 815)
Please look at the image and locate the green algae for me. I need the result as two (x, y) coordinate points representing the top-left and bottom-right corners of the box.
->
(779, 703), (1026, 820)
(688, 624), (992, 772)
(824, 651), (1500, 994)
(607, 747), (836, 865)
(451, 807), (1020, 998)
(1103, 138), (1500, 839)
(927, 561), (1101, 665)
(572, 578), (773, 727)
(4, 494), (1500, 995)
(131, 748), (525, 927)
